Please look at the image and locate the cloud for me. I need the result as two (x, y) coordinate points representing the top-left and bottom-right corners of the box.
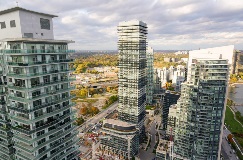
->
(1, 0), (243, 50)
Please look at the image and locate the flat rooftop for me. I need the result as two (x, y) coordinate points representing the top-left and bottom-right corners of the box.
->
(103, 119), (137, 132)
(0, 7), (57, 17)
(1, 38), (74, 44)
(104, 119), (136, 127)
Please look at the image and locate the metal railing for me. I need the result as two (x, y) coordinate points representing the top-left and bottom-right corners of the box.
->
(0, 49), (75, 54)
(8, 78), (75, 91)
(7, 59), (74, 66)
(7, 68), (75, 78)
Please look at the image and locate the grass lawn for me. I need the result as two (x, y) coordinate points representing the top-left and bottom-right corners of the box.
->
(146, 105), (155, 110)
(225, 106), (243, 133)
(225, 106), (243, 150)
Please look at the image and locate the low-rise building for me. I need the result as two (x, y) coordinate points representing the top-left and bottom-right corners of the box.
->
(99, 119), (139, 160)
(156, 139), (171, 160)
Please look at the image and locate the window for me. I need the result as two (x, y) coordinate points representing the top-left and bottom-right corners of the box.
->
(24, 33), (33, 38)
(40, 18), (50, 30)
(10, 20), (16, 27)
(41, 33), (44, 36)
(0, 22), (6, 29)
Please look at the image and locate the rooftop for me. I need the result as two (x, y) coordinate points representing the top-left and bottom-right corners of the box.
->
(156, 139), (171, 153)
(103, 119), (136, 128)
(1, 38), (74, 43)
(0, 7), (57, 17)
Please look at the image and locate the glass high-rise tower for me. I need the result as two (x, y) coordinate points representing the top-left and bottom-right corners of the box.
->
(173, 45), (234, 160)
(117, 20), (147, 134)
(146, 46), (154, 105)
(0, 7), (79, 160)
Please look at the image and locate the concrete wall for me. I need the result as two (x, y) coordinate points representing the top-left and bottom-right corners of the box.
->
(0, 10), (22, 40)
(0, 10), (54, 40)
(19, 10), (54, 39)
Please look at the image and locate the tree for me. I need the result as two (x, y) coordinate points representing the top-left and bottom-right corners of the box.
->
(227, 134), (234, 144)
(79, 88), (88, 97)
(90, 106), (100, 115)
(75, 117), (85, 126)
(80, 106), (89, 115)
(106, 86), (111, 92)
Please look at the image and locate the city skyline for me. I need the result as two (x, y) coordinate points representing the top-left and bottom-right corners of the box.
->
(1, 0), (243, 50)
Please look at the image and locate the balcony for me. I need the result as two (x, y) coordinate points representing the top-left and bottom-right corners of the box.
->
(10, 104), (75, 125)
(13, 118), (75, 145)
(7, 68), (75, 78)
(15, 151), (34, 160)
(37, 134), (79, 160)
(0, 108), (6, 114)
(8, 86), (75, 102)
(8, 78), (75, 91)
(9, 96), (75, 114)
(11, 110), (76, 134)
(1, 49), (75, 55)
(30, 128), (78, 153)
(7, 59), (74, 66)
(55, 148), (80, 160)
(0, 100), (6, 105)
(14, 130), (78, 155)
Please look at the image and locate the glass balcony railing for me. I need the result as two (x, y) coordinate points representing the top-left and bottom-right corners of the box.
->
(14, 129), (78, 154)
(54, 148), (80, 160)
(10, 104), (75, 124)
(1, 49), (75, 54)
(7, 68), (75, 78)
(7, 59), (74, 66)
(15, 151), (33, 160)
(13, 118), (75, 144)
(8, 86), (75, 102)
(9, 95), (75, 114)
(11, 110), (76, 134)
(31, 128), (77, 153)
(8, 78), (75, 91)
(36, 134), (78, 160)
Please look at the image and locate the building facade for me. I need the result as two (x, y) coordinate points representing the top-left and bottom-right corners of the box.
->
(117, 20), (147, 134)
(146, 46), (154, 105)
(162, 91), (180, 130)
(99, 119), (139, 160)
(174, 45), (234, 159)
(0, 7), (79, 160)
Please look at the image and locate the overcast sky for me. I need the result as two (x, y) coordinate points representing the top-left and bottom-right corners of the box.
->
(1, 0), (243, 50)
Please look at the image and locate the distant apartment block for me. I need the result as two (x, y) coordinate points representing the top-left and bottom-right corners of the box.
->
(156, 65), (185, 92)
(0, 7), (79, 160)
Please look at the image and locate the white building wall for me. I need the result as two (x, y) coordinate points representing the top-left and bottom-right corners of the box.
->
(19, 10), (54, 39)
(187, 45), (234, 82)
(0, 10), (22, 39)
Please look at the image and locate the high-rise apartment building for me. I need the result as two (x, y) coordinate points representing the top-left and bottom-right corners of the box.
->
(0, 7), (79, 160)
(99, 20), (147, 160)
(117, 20), (147, 134)
(146, 46), (154, 105)
(174, 45), (234, 159)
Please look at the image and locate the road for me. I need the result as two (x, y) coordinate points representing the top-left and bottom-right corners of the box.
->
(78, 102), (118, 133)
(139, 116), (160, 160)
(221, 127), (238, 160)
